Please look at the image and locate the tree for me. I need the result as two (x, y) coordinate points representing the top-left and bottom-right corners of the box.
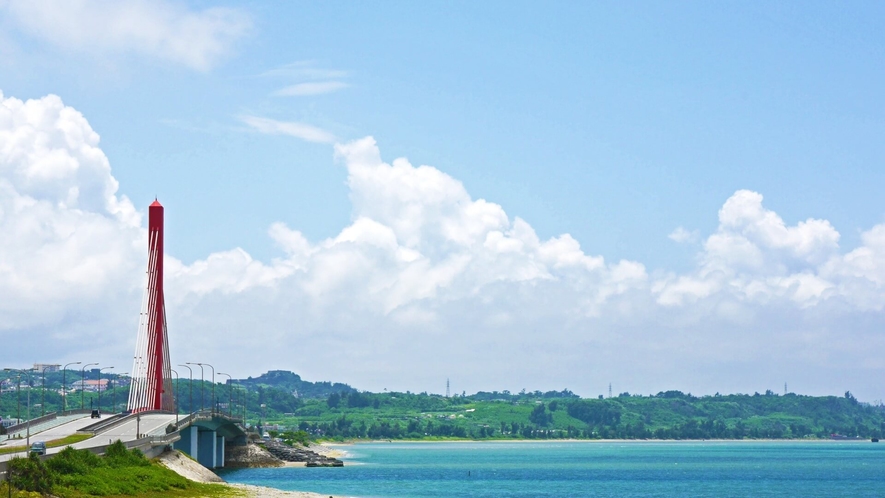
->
(530, 403), (552, 426)
(327, 392), (341, 408)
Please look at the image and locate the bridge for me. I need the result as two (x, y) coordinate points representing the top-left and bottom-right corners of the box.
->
(0, 409), (245, 479)
(2, 201), (249, 479)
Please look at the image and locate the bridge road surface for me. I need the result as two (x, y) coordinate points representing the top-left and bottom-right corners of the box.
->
(0, 413), (178, 463)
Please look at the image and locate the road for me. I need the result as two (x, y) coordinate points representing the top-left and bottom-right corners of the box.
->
(0, 413), (178, 463)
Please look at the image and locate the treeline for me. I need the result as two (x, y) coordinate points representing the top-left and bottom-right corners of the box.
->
(261, 389), (885, 441)
(237, 370), (355, 399)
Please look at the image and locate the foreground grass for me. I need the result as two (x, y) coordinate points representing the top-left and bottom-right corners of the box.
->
(0, 481), (240, 498)
(4, 442), (241, 498)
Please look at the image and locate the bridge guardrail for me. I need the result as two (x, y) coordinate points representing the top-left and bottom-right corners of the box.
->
(3, 412), (58, 435)
(78, 413), (127, 434)
(81, 409), (173, 435)
(2, 409), (94, 437)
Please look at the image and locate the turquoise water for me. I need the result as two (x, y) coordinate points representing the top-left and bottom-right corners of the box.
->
(217, 441), (885, 497)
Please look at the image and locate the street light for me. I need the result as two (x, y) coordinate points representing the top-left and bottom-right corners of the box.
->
(171, 369), (179, 425)
(4, 368), (32, 449)
(218, 372), (232, 417)
(40, 366), (52, 417)
(202, 363), (216, 415)
(62, 362), (81, 413)
(178, 364), (193, 415)
(233, 385), (247, 426)
(98, 367), (113, 412)
(186, 363), (204, 412)
(112, 373), (128, 414)
(80, 363), (98, 411)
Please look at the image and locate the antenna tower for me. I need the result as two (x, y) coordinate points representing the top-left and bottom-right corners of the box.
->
(446, 378), (450, 398)
(608, 383), (612, 399)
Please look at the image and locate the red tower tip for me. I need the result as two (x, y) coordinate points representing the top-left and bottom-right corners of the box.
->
(150, 199), (163, 207)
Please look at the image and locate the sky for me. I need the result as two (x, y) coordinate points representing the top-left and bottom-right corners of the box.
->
(1, 1), (884, 401)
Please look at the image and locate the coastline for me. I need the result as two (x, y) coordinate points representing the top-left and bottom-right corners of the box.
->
(320, 437), (871, 446)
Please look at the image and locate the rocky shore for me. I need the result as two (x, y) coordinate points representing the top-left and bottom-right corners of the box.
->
(225, 442), (285, 468)
(264, 440), (345, 467)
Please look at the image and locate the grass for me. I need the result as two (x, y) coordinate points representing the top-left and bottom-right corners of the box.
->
(0, 434), (93, 455)
(0, 480), (240, 498)
(5, 441), (244, 498)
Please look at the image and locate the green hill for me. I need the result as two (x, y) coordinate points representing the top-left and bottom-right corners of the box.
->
(254, 382), (885, 441)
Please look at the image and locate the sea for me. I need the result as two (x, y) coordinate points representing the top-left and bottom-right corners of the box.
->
(217, 441), (885, 497)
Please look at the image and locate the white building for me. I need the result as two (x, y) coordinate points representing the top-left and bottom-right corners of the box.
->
(33, 363), (61, 372)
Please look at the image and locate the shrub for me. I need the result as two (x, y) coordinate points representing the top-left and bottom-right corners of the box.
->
(47, 446), (102, 475)
(7, 453), (54, 494)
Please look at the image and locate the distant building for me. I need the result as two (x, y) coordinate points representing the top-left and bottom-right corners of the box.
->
(70, 379), (109, 392)
(33, 363), (61, 373)
(1, 417), (22, 428)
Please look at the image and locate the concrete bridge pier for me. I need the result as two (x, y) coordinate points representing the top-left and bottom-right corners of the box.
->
(172, 414), (242, 469)
(175, 426), (199, 457)
(216, 434), (225, 468)
(197, 429), (217, 468)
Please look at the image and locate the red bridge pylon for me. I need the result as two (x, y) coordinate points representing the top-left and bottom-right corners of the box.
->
(128, 200), (174, 413)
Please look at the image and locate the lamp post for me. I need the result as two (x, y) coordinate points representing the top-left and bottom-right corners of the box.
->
(80, 363), (98, 411)
(113, 373), (128, 414)
(40, 366), (52, 417)
(218, 373), (232, 417)
(62, 362), (81, 413)
(186, 363), (204, 412)
(4, 368), (32, 449)
(171, 369), (179, 425)
(15, 376), (20, 421)
(98, 367), (113, 412)
(234, 385), (247, 426)
(178, 364), (193, 415)
(202, 363), (216, 415)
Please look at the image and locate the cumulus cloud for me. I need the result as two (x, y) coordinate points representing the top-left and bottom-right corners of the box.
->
(240, 116), (336, 144)
(0, 90), (142, 335)
(3, 0), (250, 70)
(3, 90), (885, 400)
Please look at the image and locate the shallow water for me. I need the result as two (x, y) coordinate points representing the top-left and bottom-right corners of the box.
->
(217, 441), (885, 497)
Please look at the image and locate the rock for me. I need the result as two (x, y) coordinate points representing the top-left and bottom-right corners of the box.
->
(225, 443), (285, 468)
(265, 441), (344, 467)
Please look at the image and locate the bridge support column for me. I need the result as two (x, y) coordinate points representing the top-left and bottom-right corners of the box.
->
(174, 425), (199, 459)
(197, 429), (217, 468)
(215, 435), (225, 468)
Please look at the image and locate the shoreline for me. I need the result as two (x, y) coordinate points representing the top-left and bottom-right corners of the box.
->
(320, 437), (873, 446)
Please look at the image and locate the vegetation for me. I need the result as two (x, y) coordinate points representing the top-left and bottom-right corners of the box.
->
(2, 442), (235, 497)
(254, 384), (885, 442)
(4, 368), (883, 444)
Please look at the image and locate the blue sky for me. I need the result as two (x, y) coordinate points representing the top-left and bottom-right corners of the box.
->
(1, 1), (884, 400)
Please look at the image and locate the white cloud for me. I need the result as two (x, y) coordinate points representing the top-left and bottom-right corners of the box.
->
(240, 116), (336, 144)
(258, 61), (348, 80)
(668, 226), (699, 243)
(274, 81), (349, 97)
(3, 0), (251, 70)
(0, 90), (142, 334)
(3, 90), (885, 400)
